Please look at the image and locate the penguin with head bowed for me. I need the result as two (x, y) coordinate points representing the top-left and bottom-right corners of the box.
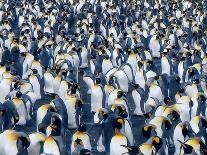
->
(48, 93), (68, 128)
(36, 104), (57, 131)
(190, 116), (207, 143)
(149, 116), (172, 139)
(0, 130), (30, 155)
(71, 123), (91, 153)
(179, 138), (207, 155)
(173, 121), (193, 154)
(43, 135), (61, 155)
(110, 68), (130, 93)
(120, 136), (164, 155)
(39, 112), (66, 155)
(28, 132), (46, 155)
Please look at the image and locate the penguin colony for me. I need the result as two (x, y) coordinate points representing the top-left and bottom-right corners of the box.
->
(0, 0), (206, 155)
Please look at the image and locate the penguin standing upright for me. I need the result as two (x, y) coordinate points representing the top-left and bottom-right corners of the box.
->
(110, 118), (128, 155)
(91, 77), (103, 113)
(71, 123), (91, 153)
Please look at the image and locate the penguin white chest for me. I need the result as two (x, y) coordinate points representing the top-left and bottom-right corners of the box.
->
(110, 134), (128, 155)
(91, 85), (103, 112)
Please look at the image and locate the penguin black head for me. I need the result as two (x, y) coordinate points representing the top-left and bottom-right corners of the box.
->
(50, 115), (62, 135)
(76, 99), (84, 109)
(164, 119), (172, 130)
(32, 69), (38, 75)
(78, 123), (87, 132)
(143, 112), (153, 119)
(164, 97), (171, 105)
(16, 91), (22, 99)
(115, 106), (128, 118)
(171, 110), (180, 121)
(198, 94), (206, 103)
(175, 76), (180, 82)
(152, 136), (163, 153)
(95, 77), (101, 84)
(117, 91), (126, 98)
(113, 117), (124, 130)
(178, 140), (194, 154)
(142, 125), (156, 138)
(199, 117), (207, 128)
(79, 149), (91, 155)
(104, 55), (110, 60)
(182, 123), (189, 138)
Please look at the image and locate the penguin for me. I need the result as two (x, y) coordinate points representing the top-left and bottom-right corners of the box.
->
(71, 123), (91, 153)
(43, 70), (55, 94)
(12, 91), (28, 126)
(179, 138), (206, 155)
(149, 34), (161, 58)
(149, 116), (172, 138)
(65, 91), (83, 129)
(111, 69), (129, 92)
(173, 122), (192, 155)
(102, 55), (113, 76)
(43, 135), (61, 155)
(0, 77), (14, 103)
(36, 104), (57, 131)
(190, 116), (207, 143)
(132, 84), (145, 116)
(93, 108), (109, 152)
(110, 118), (128, 155)
(0, 130), (30, 155)
(27, 69), (42, 103)
(90, 77), (103, 113)
(28, 132), (46, 155)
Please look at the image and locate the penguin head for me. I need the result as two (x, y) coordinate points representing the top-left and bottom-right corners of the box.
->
(95, 77), (101, 84)
(164, 97), (171, 105)
(178, 140), (194, 154)
(78, 123), (87, 132)
(199, 117), (207, 129)
(114, 105), (128, 118)
(50, 115), (62, 135)
(32, 69), (38, 75)
(98, 109), (109, 124)
(113, 117), (125, 130)
(163, 118), (172, 131)
(16, 91), (22, 99)
(117, 91), (126, 98)
(142, 124), (156, 138)
(182, 123), (190, 138)
(152, 136), (163, 153)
